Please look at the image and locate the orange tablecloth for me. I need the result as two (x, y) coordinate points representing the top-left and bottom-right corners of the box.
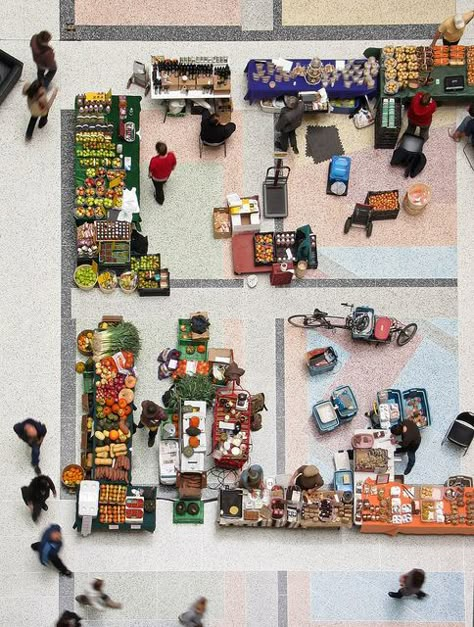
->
(359, 481), (474, 536)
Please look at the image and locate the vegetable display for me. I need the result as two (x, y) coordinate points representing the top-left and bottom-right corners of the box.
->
(165, 374), (216, 411)
(93, 321), (141, 360)
(74, 265), (98, 289)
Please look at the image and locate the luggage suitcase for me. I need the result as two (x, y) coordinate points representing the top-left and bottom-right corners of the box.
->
(374, 316), (391, 341)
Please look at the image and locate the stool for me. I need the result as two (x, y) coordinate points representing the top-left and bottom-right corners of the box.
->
(199, 137), (226, 158)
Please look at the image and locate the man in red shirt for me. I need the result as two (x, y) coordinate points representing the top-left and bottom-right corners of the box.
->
(148, 142), (177, 205)
(406, 92), (437, 141)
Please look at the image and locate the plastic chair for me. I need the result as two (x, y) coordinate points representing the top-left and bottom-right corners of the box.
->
(442, 412), (474, 456)
(199, 137), (226, 158)
(126, 61), (150, 97)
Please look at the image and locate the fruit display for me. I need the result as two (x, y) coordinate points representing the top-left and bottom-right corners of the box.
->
(99, 483), (127, 503)
(77, 329), (94, 355)
(125, 496), (144, 522)
(74, 264), (98, 290)
(383, 46), (418, 89)
(96, 221), (131, 241)
(77, 222), (98, 258)
(172, 360), (210, 379)
(62, 464), (85, 487)
(99, 504), (126, 524)
(118, 271), (138, 293)
(131, 255), (160, 272)
(367, 190), (399, 212)
(98, 270), (118, 293)
(416, 46), (433, 72)
(254, 232), (275, 265)
(467, 47), (474, 85)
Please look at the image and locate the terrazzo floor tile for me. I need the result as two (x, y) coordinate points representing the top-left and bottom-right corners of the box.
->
(75, 0), (241, 26)
(282, 0), (454, 26)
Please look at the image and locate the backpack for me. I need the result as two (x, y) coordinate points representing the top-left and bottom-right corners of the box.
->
(251, 393), (267, 415)
(191, 314), (210, 334)
(131, 230), (149, 256)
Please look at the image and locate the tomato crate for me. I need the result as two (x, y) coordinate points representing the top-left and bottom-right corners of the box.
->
(365, 189), (400, 221)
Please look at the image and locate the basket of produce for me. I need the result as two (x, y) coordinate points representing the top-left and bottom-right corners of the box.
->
(98, 270), (118, 293)
(365, 189), (400, 220)
(74, 264), (98, 290)
(118, 270), (138, 294)
(77, 329), (95, 355)
(384, 80), (399, 95)
(61, 464), (85, 490)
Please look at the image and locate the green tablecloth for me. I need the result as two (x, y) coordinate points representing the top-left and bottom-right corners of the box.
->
(74, 94), (142, 225)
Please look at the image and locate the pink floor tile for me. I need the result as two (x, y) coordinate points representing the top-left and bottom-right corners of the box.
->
(288, 571), (311, 626)
(75, 0), (241, 26)
(223, 572), (246, 624)
(224, 319), (245, 366)
(285, 127), (456, 248)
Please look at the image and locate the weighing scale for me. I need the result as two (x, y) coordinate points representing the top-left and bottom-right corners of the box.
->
(77, 480), (100, 537)
(263, 154), (290, 218)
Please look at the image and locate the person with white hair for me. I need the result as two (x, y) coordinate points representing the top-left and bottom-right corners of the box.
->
(431, 10), (474, 46)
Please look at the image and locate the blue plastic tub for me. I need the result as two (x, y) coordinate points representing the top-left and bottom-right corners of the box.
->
(312, 400), (340, 433)
(332, 385), (358, 421)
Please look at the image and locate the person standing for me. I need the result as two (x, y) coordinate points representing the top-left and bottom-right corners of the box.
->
(31, 524), (72, 577)
(13, 418), (47, 474)
(21, 474), (57, 522)
(291, 464), (324, 490)
(76, 578), (122, 610)
(148, 142), (177, 205)
(137, 400), (167, 447)
(30, 30), (57, 88)
(388, 569), (427, 599)
(22, 80), (58, 141)
(431, 11), (474, 46)
(178, 597), (207, 627)
(391, 419), (421, 475)
(275, 96), (305, 154)
(406, 91), (437, 141)
(200, 109), (236, 144)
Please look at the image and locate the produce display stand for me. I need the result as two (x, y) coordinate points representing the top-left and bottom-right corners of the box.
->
(353, 428), (396, 525)
(374, 98), (402, 149)
(244, 58), (378, 104)
(130, 254), (171, 296)
(378, 45), (474, 102)
(212, 387), (252, 470)
(218, 484), (353, 529)
(360, 480), (474, 536)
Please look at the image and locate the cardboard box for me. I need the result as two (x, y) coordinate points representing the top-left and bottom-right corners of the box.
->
(196, 74), (214, 88)
(160, 72), (179, 88)
(208, 348), (234, 364)
(213, 77), (231, 93)
(213, 207), (232, 239)
(177, 472), (207, 500)
(231, 211), (261, 233)
(216, 98), (233, 124)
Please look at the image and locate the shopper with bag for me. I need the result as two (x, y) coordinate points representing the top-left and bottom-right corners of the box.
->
(30, 30), (57, 88)
(13, 417), (47, 473)
(21, 474), (57, 522)
(22, 80), (58, 141)
(31, 524), (72, 577)
(76, 578), (122, 610)
(388, 569), (427, 599)
(148, 142), (177, 205)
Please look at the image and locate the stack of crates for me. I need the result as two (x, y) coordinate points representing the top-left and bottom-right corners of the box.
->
(374, 97), (402, 149)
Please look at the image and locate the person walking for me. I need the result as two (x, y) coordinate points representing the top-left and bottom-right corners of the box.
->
(137, 400), (167, 447)
(391, 419), (421, 475)
(388, 569), (427, 599)
(178, 597), (207, 627)
(56, 611), (82, 627)
(31, 524), (72, 577)
(22, 80), (58, 141)
(431, 11), (474, 46)
(13, 418), (47, 474)
(148, 141), (177, 205)
(21, 474), (57, 522)
(406, 91), (437, 141)
(76, 578), (122, 610)
(30, 30), (57, 88)
(200, 109), (236, 145)
(275, 96), (305, 154)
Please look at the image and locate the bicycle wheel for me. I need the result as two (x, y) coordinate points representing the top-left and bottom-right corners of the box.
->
(396, 323), (418, 346)
(288, 315), (325, 329)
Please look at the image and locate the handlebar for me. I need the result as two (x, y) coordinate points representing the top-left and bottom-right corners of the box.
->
(341, 302), (354, 309)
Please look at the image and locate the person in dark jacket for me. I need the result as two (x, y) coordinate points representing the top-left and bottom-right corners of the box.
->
(21, 474), (57, 522)
(406, 91), (437, 141)
(31, 524), (72, 576)
(30, 31), (57, 88)
(389, 568), (427, 599)
(391, 419), (421, 475)
(137, 400), (167, 447)
(449, 104), (474, 143)
(275, 96), (305, 154)
(13, 418), (47, 474)
(200, 109), (236, 145)
(56, 611), (82, 626)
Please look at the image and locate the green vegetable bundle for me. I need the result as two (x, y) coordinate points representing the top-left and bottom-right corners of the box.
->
(93, 321), (141, 359)
(165, 374), (216, 411)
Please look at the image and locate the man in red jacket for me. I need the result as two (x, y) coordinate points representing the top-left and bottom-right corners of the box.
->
(406, 92), (437, 141)
(148, 142), (177, 205)
(30, 31), (57, 88)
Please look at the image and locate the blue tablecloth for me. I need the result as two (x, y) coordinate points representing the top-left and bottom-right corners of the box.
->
(244, 59), (378, 103)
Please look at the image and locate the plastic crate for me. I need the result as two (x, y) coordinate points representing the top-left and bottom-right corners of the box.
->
(253, 231), (275, 265)
(365, 189), (400, 221)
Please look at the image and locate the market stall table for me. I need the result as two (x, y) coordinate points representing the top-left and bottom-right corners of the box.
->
(244, 59), (378, 103)
(360, 480), (474, 536)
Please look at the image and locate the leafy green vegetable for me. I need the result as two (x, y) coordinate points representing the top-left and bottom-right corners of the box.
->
(166, 374), (216, 411)
(93, 321), (141, 359)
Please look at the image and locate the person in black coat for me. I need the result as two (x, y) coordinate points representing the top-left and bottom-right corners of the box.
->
(56, 611), (82, 626)
(13, 418), (47, 474)
(21, 474), (57, 522)
(200, 109), (236, 144)
(391, 419), (421, 475)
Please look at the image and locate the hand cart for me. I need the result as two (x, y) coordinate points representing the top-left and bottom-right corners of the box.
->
(263, 157), (290, 218)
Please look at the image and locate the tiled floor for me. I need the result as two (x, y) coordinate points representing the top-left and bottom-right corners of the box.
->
(2, 1), (474, 627)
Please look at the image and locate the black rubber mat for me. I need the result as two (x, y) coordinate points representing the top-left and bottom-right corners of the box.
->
(305, 125), (344, 164)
